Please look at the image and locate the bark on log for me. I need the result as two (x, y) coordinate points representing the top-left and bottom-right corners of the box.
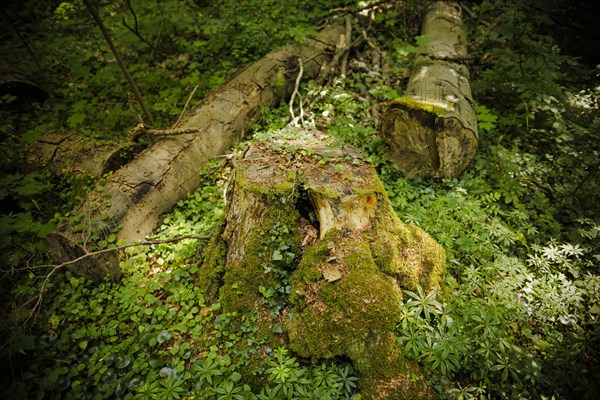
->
(0, 58), (49, 103)
(46, 25), (344, 282)
(381, 1), (477, 178)
(24, 131), (144, 177)
(199, 129), (445, 398)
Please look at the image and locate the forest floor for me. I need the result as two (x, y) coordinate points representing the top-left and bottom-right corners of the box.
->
(1, 1), (599, 399)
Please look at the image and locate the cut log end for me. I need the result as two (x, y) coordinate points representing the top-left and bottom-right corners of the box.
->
(382, 98), (478, 178)
(381, 0), (479, 179)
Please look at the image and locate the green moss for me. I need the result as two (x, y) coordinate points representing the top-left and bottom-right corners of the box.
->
(310, 185), (341, 199)
(369, 200), (446, 291)
(274, 181), (295, 194)
(360, 359), (436, 400)
(197, 222), (228, 303)
(286, 234), (404, 380)
(220, 211), (300, 313)
(349, 332), (403, 381)
(387, 96), (450, 116)
(273, 75), (287, 97)
(235, 170), (269, 195)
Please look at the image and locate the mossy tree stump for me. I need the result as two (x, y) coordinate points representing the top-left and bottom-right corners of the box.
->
(199, 129), (445, 398)
(381, 1), (477, 178)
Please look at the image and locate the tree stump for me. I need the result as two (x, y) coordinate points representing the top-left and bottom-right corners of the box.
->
(199, 129), (445, 398)
(381, 1), (477, 178)
(46, 25), (344, 282)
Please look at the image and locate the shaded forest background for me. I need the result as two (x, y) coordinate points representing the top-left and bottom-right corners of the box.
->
(1, 0), (599, 399)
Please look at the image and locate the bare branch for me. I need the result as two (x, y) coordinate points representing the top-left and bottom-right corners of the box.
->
(173, 85), (199, 129)
(341, 15), (353, 76)
(83, 0), (155, 126)
(128, 123), (202, 141)
(288, 58), (305, 126)
(4, 234), (210, 335)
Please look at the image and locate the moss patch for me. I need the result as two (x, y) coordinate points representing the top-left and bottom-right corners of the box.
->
(370, 196), (446, 290)
(387, 95), (451, 116)
(286, 233), (403, 377)
(197, 222), (228, 303)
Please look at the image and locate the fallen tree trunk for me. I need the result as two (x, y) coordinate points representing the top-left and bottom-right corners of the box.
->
(381, 1), (477, 178)
(0, 58), (49, 103)
(198, 129), (445, 398)
(24, 131), (144, 178)
(46, 24), (344, 282)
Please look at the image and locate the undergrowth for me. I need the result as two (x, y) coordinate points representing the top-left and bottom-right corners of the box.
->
(1, 0), (599, 399)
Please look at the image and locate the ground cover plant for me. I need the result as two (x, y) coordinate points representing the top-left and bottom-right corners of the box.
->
(1, 0), (599, 399)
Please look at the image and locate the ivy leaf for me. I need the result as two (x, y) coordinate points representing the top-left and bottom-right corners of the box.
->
(272, 250), (283, 261)
(67, 112), (85, 129)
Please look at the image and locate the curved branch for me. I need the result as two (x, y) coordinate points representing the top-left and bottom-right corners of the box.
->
(3, 234), (210, 339)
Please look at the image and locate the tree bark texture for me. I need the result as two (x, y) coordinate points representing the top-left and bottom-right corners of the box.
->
(24, 131), (144, 178)
(46, 25), (344, 282)
(381, 1), (477, 178)
(199, 129), (445, 398)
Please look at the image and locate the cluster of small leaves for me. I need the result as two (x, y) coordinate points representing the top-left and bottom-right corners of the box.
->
(257, 220), (298, 321)
(377, 144), (599, 398)
(397, 245), (599, 399)
(130, 346), (359, 400)
(0, 169), (89, 313)
(469, 0), (600, 224)
(4, 264), (213, 399)
(258, 347), (359, 400)
(145, 160), (229, 264)
(1, 165), (227, 399)
(302, 77), (387, 157)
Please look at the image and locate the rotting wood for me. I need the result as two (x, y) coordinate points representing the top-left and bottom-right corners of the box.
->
(198, 129), (445, 398)
(46, 24), (344, 282)
(381, 1), (478, 178)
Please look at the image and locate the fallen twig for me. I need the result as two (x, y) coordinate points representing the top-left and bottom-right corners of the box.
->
(288, 57), (305, 126)
(173, 85), (200, 129)
(128, 123), (202, 141)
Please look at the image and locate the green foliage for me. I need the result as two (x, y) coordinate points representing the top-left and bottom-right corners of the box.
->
(2, 0), (600, 399)
(0, 169), (85, 288)
(474, 103), (498, 133)
(259, 347), (359, 400)
(0, 0), (346, 164)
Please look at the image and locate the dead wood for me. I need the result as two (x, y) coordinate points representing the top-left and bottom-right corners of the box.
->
(24, 131), (144, 178)
(381, 1), (478, 178)
(47, 24), (344, 282)
(198, 129), (445, 397)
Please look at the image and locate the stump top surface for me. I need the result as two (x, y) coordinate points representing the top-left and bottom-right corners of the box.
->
(238, 130), (379, 196)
